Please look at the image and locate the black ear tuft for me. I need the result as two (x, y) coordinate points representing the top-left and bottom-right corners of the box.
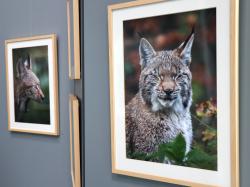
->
(177, 27), (195, 65)
(139, 38), (156, 69)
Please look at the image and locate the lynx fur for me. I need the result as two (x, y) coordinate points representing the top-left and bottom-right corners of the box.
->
(126, 30), (194, 155)
(14, 55), (45, 112)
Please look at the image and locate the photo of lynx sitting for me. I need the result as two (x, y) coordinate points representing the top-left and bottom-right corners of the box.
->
(14, 54), (45, 113)
(126, 29), (194, 155)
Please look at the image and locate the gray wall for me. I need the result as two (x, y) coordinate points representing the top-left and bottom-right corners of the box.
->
(84, 0), (250, 187)
(239, 0), (250, 186)
(0, 0), (73, 187)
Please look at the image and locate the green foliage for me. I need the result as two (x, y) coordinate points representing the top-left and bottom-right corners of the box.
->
(192, 81), (205, 103)
(186, 148), (217, 170)
(127, 134), (217, 171)
(129, 152), (156, 162)
(157, 134), (186, 164)
(124, 62), (135, 76)
(201, 128), (216, 142)
(206, 139), (217, 154)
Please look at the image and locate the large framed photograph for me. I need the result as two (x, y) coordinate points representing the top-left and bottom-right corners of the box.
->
(5, 34), (59, 135)
(69, 95), (81, 187)
(67, 0), (81, 79)
(108, 0), (239, 186)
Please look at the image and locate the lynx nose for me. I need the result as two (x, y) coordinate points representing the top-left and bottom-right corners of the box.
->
(164, 89), (174, 95)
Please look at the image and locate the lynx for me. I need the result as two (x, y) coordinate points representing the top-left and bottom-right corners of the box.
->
(126, 29), (194, 155)
(14, 55), (45, 113)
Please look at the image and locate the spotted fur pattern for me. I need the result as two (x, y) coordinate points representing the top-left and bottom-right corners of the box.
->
(14, 55), (45, 112)
(126, 30), (194, 155)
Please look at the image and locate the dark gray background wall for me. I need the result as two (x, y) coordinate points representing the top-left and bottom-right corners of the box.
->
(84, 0), (250, 187)
(0, 0), (74, 187)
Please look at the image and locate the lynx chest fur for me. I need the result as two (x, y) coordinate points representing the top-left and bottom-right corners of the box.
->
(126, 30), (194, 154)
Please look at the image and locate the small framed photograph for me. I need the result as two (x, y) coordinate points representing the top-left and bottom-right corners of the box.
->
(108, 0), (239, 186)
(67, 0), (81, 79)
(69, 95), (81, 187)
(5, 34), (59, 135)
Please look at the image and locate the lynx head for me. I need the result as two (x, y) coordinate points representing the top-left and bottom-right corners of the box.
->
(138, 29), (194, 112)
(16, 54), (45, 103)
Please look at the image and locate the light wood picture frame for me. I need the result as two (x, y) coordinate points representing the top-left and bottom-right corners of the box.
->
(69, 95), (81, 187)
(5, 34), (59, 136)
(67, 0), (81, 79)
(108, 0), (239, 186)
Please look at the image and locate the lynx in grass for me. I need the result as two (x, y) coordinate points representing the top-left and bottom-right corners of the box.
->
(14, 55), (45, 112)
(126, 29), (194, 155)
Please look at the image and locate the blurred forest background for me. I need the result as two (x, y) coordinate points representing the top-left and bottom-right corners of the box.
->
(124, 8), (217, 170)
(13, 46), (50, 124)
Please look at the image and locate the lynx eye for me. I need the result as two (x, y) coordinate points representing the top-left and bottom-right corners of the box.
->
(176, 73), (188, 80)
(169, 73), (177, 80)
(32, 85), (39, 90)
(149, 74), (158, 79)
(148, 70), (158, 78)
(176, 74), (183, 79)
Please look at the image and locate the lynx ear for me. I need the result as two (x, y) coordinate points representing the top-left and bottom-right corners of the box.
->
(24, 54), (32, 70)
(177, 28), (194, 65)
(139, 38), (156, 69)
(16, 55), (31, 79)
